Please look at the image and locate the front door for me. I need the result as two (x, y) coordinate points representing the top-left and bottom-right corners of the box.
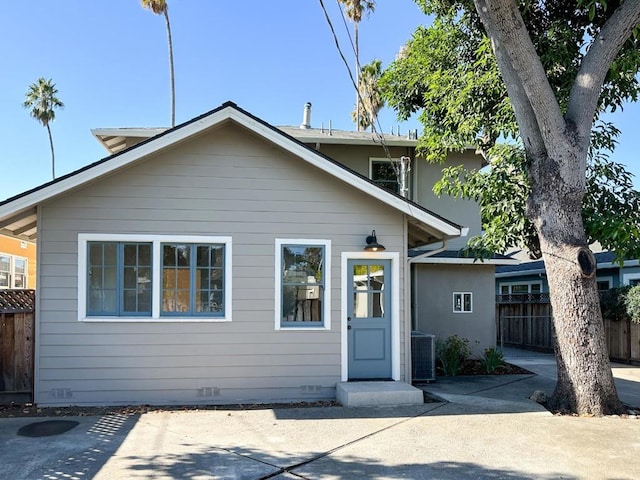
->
(347, 259), (392, 380)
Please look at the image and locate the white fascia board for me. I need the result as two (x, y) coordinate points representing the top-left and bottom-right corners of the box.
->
(415, 256), (519, 265)
(495, 259), (640, 278)
(231, 111), (461, 238)
(495, 268), (545, 278)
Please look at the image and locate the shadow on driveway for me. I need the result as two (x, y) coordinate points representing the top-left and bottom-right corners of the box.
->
(0, 413), (138, 480)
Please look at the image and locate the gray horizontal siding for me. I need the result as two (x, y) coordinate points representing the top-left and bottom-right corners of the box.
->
(36, 123), (407, 406)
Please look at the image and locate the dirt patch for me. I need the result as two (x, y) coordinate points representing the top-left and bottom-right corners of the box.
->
(436, 360), (532, 377)
(0, 401), (339, 418)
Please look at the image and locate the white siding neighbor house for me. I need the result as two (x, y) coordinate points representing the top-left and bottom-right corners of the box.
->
(0, 102), (476, 406)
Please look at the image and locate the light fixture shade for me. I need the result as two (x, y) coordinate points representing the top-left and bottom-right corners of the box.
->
(364, 230), (386, 252)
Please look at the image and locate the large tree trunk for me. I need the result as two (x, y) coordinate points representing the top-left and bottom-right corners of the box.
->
(472, 0), (637, 416)
(527, 149), (624, 415)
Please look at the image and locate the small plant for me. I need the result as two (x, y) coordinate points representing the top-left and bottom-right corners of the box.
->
(481, 347), (504, 374)
(436, 335), (471, 376)
(625, 285), (640, 324)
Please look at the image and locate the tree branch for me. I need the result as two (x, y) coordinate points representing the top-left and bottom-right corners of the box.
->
(566, 0), (640, 142)
(474, 0), (566, 158)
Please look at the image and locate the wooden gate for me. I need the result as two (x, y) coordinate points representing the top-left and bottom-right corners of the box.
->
(0, 290), (35, 400)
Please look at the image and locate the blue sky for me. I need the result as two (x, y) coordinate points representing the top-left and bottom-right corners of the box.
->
(1, 0), (639, 200)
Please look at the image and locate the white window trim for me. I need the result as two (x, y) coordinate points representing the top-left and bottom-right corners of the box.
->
(275, 239), (331, 331)
(622, 272), (640, 286)
(498, 281), (543, 294)
(0, 253), (28, 289)
(78, 234), (232, 322)
(596, 276), (613, 290)
(453, 292), (473, 313)
(369, 157), (401, 188)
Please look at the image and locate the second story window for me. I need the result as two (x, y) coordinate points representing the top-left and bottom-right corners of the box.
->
(370, 159), (399, 194)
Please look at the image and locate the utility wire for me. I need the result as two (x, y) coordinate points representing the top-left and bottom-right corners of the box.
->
(318, 0), (402, 181)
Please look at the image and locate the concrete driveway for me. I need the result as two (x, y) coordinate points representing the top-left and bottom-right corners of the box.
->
(1, 349), (638, 479)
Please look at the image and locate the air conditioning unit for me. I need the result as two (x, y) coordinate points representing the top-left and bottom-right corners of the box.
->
(411, 331), (436, 382)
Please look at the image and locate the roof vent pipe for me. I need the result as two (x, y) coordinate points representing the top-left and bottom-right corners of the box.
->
(300, 102), (312, 129)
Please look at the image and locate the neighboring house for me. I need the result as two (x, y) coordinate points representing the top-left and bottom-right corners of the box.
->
(496, 251), (640, 295)
(0, 102), (513, 407)
(0, 234), (36, 289)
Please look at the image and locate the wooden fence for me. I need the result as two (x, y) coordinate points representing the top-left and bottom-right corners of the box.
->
(496, 293), (640, 364)
(0, 290), (35, 395)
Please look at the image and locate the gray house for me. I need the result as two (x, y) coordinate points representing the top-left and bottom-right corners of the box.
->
(1, 102), (489, 407)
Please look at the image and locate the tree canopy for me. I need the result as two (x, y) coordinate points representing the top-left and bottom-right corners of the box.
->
(380, 1), (640, 263)
(23, 77), (64, 180)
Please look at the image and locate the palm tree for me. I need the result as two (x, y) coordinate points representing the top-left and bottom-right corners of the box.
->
(23, 78), (64, 180)
(141, 0), (175, 127)
(352, 59), (384, 132)
(338, 0), (375, 131)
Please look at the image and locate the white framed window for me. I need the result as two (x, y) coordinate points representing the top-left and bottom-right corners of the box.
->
(623, 272), (640, 286)
(369, 158), (400, 194)
(0, 253), (28, 289)
(499, 282), (542, 295)
(78, 234), (232, 322)
(275, 239), (331, 330)
(453, 292), (472, 313)
(596, 277), (613, 291)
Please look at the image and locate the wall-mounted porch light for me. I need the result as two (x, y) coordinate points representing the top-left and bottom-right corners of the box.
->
(364, 230), (386, 252)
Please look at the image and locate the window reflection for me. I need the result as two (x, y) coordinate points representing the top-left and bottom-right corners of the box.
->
(352, 264), (385, 318)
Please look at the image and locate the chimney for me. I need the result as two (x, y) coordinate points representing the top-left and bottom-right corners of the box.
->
(300, 102), (312, 129)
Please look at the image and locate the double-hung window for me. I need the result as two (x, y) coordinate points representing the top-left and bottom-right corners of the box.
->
(79, 234), (232, 321)
(0, 254), (28, 289)
(275, 239), (331, 330)
(370, 159), (399, 194)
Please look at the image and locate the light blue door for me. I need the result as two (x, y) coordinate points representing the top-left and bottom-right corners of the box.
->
(347, 259), (392, 380)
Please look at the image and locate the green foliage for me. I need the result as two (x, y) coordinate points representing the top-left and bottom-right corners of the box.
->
(352, 59), (384, 132)
(599, 287), (630, 322)
(625, 285), (640, 324)
(481, 348), (504, 374)
(436, 335), (471, 376)
(379, 1), (640, 261)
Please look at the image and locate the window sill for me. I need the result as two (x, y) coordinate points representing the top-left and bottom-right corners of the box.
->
(277, 325), (330, 331)
(79, 316), (232, 323)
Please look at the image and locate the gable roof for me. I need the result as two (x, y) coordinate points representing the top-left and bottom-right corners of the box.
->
(0, 102), (463, 244)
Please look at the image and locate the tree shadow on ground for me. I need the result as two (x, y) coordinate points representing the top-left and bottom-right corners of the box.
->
(1, 413), (139, 480)
(118, 444), (578, 480)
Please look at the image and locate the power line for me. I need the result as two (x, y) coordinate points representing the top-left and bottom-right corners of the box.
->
(318, 0), (400, 180)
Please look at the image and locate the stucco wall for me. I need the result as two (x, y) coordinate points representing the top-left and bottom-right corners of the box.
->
(413, 263), (496, 357)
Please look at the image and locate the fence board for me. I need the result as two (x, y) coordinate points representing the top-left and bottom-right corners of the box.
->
(496, 293), (640, 363)
(0, 290), (35, 395)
